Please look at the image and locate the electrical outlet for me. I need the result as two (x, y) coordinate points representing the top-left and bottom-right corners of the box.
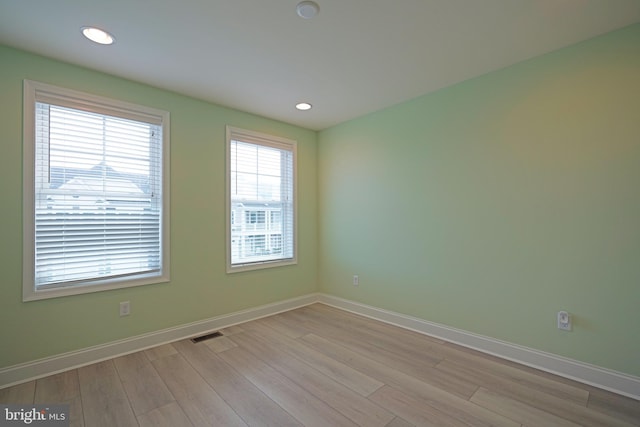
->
(120, 301), (131, 317)
(353, 275), (359, 286)
(557, 311), (571, 331)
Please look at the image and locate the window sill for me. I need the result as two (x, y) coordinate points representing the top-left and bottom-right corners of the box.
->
(23, 272), (170, 302)
(226, 258), (297, 274)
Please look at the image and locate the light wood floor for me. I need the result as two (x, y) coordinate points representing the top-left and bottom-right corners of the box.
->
(1, 303), (639, 426)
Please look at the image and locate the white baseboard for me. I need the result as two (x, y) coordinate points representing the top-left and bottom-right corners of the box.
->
(0, 293), (319, 389)
(317, 294), (640, 400)
(2, 291), (638, 401)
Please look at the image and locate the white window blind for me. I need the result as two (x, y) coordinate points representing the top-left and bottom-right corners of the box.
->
(227, 127), (296, 271)
(23, 80), (169, 299)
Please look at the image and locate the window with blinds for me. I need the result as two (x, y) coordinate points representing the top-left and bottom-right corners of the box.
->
(23, 80), (170, 300)
(226, 126), (297, 272)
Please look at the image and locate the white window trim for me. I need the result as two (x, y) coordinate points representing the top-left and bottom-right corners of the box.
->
(226, 126), (298, 273)
(22, 80), (171, 301)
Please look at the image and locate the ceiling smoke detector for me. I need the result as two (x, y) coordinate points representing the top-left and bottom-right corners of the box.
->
(296, 1), (319, 19)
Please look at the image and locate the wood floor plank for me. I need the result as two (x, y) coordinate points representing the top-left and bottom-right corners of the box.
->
(144, 343), (178, 362)
(300, 333), (518, 427)
(113, 351), (175, 416)
(218, 346), (359, 427)
(230, 327), (395, 426)
(370, 385), (473, 427)
(289, 305), (445, 362)
(220, 324), (245, 336)
(151, 352), (247, 426)
(437, 358), (635, 427)
(172, 339), (303, 427)
(587, 388), (640, 426)
(203, 335), (237, 353)
(151, 352), (217, 402)
(137, 401), (192, 427)
(77, 360), (138, 427)
(304, 303), (445, 345)
(385, 416), (417, 427)
(258, 313), (312, 339)
(178, 392), (248, 427)
(290, 306), (447, 366)
(291, 314), (477, 399)
(470, 387), (582, 427)
(244, 319), (385, 396)
(439, 342), (589, 406)
(443, 341), (594, 395)
(34, 370), (84, 427)
(35, 370), (79, 403)
(0, 381), (35, 404)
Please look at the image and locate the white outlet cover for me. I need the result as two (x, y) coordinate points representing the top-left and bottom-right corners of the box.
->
(557, 311), (571, 331)
(120, 301), (131, 316)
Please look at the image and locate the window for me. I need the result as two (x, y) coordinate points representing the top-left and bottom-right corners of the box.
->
(245, 235), (266, 256)
(245, 210), (266, 226)
(270, 210), (281, 226)
(226, 126), (296, 272)
(270, 234), (282, 252)
(23, 80), (170, 301)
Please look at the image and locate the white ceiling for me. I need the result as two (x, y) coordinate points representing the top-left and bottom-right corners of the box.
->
(1, 1), (639, 131)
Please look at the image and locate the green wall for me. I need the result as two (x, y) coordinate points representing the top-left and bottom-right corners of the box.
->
(0, 45), (317, 369)
(318, 24), (640, 377)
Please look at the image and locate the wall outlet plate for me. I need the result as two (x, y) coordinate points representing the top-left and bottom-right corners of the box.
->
(120, 301), (131, 317)
(557, 310), (571, 331)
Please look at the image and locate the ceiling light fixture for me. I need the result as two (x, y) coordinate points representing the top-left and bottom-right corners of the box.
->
(296, 1), (319, 19)
(81, 26), (115, 45)
(295, 102), (312, 111)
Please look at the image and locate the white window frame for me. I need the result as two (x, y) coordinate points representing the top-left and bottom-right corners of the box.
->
(226, 126), (297, 273)
(22, 80), (171, 301)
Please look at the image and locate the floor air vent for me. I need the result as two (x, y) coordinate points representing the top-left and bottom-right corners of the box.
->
(190, 331), (224, 343)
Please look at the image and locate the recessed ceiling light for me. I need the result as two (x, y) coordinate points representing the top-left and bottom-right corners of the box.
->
(81, 27), (115, 45)
(296, 1), (319, 19)
(296, 102), (312, 111)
